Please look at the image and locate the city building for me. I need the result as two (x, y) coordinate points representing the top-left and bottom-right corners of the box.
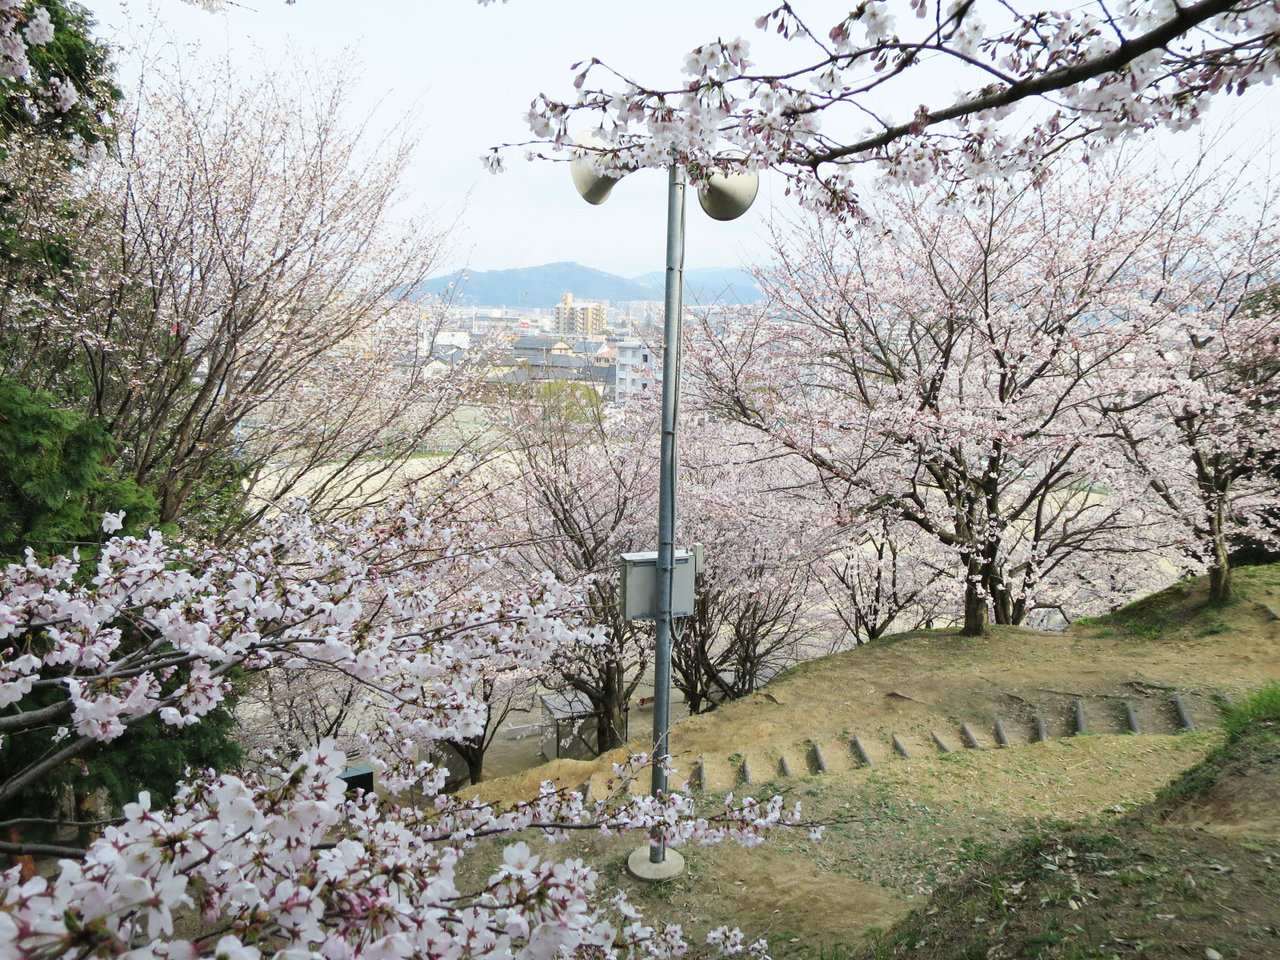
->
(613, 339), (658, 403)
(554, 293), (607, 338)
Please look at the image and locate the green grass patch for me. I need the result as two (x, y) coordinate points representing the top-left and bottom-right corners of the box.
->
(848, 683), (1280, 960)
(1154, 681), (1280, 808)
(1221, 679), (1280, 742)
(1075, 564), (1280, 637)
(1077, 580), (1196, 637)
(1096, 584), (1193, 636)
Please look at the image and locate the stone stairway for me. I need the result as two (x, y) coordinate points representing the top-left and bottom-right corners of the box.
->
(675, 688), (1227, 792)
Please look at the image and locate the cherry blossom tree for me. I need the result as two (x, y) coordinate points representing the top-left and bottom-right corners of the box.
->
(0, 9), (830, 957)
(692, 165), (1205, 635)
(504, 0), (1280, 211)
(489, 384), (845, 722)
(236, 620), (538, 788)
(438, 669), (541, 787)
(485, 386), (658, 753)
(1, 501), (816, 959)
(672, 421), (835, 713)
(227, 485), (523, 779)
(1102, 271), (1280, 604)
(820, 515), (957, 641)
(0, 55), (484, 539)
(74, 61), (468, 532)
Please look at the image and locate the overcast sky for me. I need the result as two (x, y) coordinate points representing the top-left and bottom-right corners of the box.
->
(84, 1), (1279, 280)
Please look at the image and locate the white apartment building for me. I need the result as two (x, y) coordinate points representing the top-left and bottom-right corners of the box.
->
(613, 339), (658, 403)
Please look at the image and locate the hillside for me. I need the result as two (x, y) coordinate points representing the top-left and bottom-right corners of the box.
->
(420, 262), (762, 308)
(468, 566), (1280, 959)
(859, 686), (1280, 959)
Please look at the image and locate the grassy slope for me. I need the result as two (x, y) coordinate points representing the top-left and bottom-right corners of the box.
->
(477, 567), (1280, 959)
(847, 568), (1280, 960)
(858, 684), (1280, 960)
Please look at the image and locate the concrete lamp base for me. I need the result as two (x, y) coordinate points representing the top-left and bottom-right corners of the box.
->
(626, 845), (685, 882)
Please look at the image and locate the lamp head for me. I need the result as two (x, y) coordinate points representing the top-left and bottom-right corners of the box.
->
(570, 133), (623, 205)
(698, 162), (760, 221)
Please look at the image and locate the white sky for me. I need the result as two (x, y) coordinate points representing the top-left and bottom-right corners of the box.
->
(83, 1), (1279, 280)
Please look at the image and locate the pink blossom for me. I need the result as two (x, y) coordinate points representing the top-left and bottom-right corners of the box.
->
(23, 6), (53, 46)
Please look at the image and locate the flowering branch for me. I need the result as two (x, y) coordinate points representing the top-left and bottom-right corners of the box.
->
(501, 0), (1280, 209)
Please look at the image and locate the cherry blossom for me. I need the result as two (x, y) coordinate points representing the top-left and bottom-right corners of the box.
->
(1102, 288), (1280, 602)
(503, 1), (1280, 210)
(690, 162), (1233, 634)
(0, 499), (818, 959)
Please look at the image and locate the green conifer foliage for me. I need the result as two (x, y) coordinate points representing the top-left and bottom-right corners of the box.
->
(0, 376), (156, 560)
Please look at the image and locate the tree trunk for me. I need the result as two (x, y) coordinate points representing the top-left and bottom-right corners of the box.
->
(453, 739), (484, 786)
(596, 697), (628, 753)
(1208, 500), (1233, 605)
(1208, 559), (1233, 605)
(991, 576), (1020, 625)
(961, 580), (990, 637)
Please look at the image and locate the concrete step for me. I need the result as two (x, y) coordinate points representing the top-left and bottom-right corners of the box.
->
(677, 687), (1227, 793)
(1125, 696), (1181, 736)
(808, 735), (856, 773)
(1073, 698), (1136, 737)
(697, 754), (738, 792)
(959, 722), (987, 749)
(1175, 692), (1225, 731)
(778, 742), (814, 778)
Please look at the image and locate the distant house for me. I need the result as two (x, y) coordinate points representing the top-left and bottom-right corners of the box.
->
(512, 336), (573, 364)
(525, 353), (611, 394)
(483, 331), (624, 397)
(613, 339), (658, 403)
(571, 340), (613, 367)
(432, 330), (472, 352)
(532, 353), (591, 379)
(485, 363), (531, 388)
(390, 342), (468, 377)
(592, 341), (618, 366)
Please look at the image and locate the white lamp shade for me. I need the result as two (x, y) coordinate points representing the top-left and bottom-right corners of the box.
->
(571, 160), (621, 205)
(570, 132), (624, 205)
(698, 167), (759, 221)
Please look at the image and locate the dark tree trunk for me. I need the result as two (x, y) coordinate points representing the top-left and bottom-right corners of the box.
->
(596, 697), (628, 753)
(1208, 559), (1233, 605)
(961, 580), (991, 637)
(1208, 500), (1234, 605)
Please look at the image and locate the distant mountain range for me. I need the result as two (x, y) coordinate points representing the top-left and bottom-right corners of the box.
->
(420, 261), (762, 309)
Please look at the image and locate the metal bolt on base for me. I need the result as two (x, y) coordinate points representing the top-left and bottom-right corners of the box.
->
(626, 844), (685, 882)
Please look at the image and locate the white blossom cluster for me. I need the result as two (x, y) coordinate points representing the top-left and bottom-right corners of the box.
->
(0, 1), (80, 114)
(685, 165), (1280, 629)
(0, 500), (814, 959)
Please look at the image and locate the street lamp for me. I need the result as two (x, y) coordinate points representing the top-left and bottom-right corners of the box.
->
(572, 142), (759, 880)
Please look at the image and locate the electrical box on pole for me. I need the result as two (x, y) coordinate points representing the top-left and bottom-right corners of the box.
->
(619, 545), (704, 620)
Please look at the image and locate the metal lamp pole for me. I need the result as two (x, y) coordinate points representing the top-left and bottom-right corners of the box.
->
(570, 144), (758, 881)
(648, 164), (686, 868)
